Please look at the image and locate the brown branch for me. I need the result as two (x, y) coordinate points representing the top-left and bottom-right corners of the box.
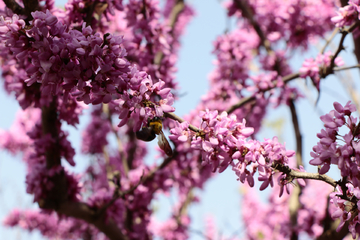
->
(334, 64), (360, 71)
(340, 0), (360, 67)
(225, 20), (359, 116)
(316, 194), (350, 240)
(289, 184), (301, 240)
(226, 72), (300, 114)
(233, 0), (271, 52)
(164, 112), (200, 132)
(98, 172), (145, 216)
(140, 151), (177, 183)
(327, 21), (360, 75)
(226, 26), (360, 116)
(273, 163), (337, 188)
(41, 100), (127, 239)
(41, 97), (61, 168)
(317, 218), (350, 240)
(84, 1), (97, 27)
(39, 97), (69, 210)
(168, 0), (185, 30)
(288, 99), (303, 240)
(154, 0), (185, 65)
(23, 0), (39, 20)
(175, 189), (194, 226)
(289, 99), (303, 168)
(102, 104), (130, 175)
(57, 201), (128, 240)
(3, 0), (25, 15)
(321, 28), (339, 54)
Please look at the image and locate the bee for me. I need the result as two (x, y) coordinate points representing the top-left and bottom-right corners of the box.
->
(136, 117), (173, 157)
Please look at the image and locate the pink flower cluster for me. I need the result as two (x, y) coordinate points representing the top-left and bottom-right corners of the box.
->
(309, 101), (360, 236)
(330, 183), (360, 238)
(0, 10), (175, 130)
(0, 107), (79, 203)
(226, 0), (337, 49)
(106, 0), (195, 91)
(191, 110), (254, 173)
(331, 0), (360, 27)
(64, 0), (124, 28)
(170, 110), (295, 190)
(299, 51), (344, 90)
(241, 179), (333, 239)
(25, 124), (80, 203)
(149, 209), (190, 240)
(3, 0), (360, 238)
(81, 106), (112, 154)
(3, 209), (102, 239)
(310, 101), (358, 176)
(0, 108), (40, 154)
(197, 27), (270, 135)
(115, 76), (175, 131)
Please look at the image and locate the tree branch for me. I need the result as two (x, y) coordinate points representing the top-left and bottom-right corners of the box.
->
(326, 21), (360, 75)
(317, 218), (350, 240)
(41, 100), (127, 239)
(321, 28), (339, 54)
(164, 112), (200, 132)
(288, 99), (303, 168)
(226, 73), (300, 114)
(233, 0), (271, 52)
(154, 0), (185, 65)
(39, 97), (69, 210)
(226, 21), (360, 115)
(288, 98), (303, 240)
(57, 201), (128, 240)
(273, 163), (337, 188)
(3, 0), (25, 15)
(339, 0), (360, 68)
(23, 0), (39, 20)
(41, 97), (61, 168)
(334, 64), (360, 71)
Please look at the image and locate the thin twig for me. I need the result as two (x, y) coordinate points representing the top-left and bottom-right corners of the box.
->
(226, 22), (359, 116)
(226, 54), (360, 115)
(94, 150), (178, 219)
(288, 99), (303, 168)
(96, 172), (145, 217)
(327, 21), (360, 74)
(339, 0), (360, 67)
(164, 112), (200, 132)
(233, 0), (271, 52)
(321, 28), (339, 54)
(337, 68), (360, 112)
(102, 104), (129, 175)
(57, 201), (128, 240)
(289, 183), (301, 240)
(273, 163), (337, 188)
(226, 73), (300, 114)
(154, 0), (185, 65)
(288, 99), (303, 240)
(334, 64), (360, 71)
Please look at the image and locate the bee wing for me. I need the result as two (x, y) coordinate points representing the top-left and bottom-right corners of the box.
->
(157, 131), (173, 157)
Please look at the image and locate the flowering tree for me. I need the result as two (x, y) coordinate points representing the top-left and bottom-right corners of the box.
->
(1, 0), (360, 239)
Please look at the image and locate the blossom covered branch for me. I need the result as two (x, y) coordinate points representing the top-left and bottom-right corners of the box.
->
(2, 0), (360, 239)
